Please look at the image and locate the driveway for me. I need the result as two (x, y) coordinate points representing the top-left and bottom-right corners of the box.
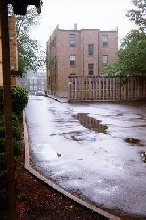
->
(25, 96), (146, 219)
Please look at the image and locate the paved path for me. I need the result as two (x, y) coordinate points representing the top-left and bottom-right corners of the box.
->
(24, 96), (146, 219)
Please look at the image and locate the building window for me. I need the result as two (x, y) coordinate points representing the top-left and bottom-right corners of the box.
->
(34, 85), (38, 90)
(29, 79), (33, 84)
(51, 37), (56, 48)
(69, 55), (76, 66)
(88, 63), (94, 75)
(88, 44), (94, 56)
(33, 79), (38, 84)
(41, 79), (45, 84)
(102, 35), (108, 46)
(102, 55), (108, 65)
(29, 85), (33, 90)
(69, 34), (76, 46)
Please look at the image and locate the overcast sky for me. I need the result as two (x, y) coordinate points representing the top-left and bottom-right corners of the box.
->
(31, 0), (136, 49)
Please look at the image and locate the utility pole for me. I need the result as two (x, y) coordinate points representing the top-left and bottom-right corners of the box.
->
(0, 0), (16, 219)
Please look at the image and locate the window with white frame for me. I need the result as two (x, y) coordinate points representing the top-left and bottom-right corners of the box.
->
(69, 55), (76, 66)
(102, 55), (108, 65)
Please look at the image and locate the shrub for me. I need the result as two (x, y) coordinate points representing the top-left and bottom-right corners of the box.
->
(12, 126), (21, 141)
(13, 140), (20, 157)
(0, 85), (28, 115)
(11, 85), (28, 114)
(0, 138), (20, 157)
(0, 138), (5, 153)
(0, 153), (17, 173)
(0, 153), (6, 171)
(12, 113), (19, 127)
(0, 116), (20, 141)
(0, 127), (5, 138)
(0, 87), (3, 114)
(0, 113), (19, 127)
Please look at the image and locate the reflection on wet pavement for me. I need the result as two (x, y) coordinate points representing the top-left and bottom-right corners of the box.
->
(73, 113), (108, 134)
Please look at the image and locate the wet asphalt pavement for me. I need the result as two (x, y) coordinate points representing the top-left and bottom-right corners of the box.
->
(25, 96), (146, 219)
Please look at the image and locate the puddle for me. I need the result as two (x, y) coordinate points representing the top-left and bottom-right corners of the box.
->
(72, 113), (108, 134)
(124, 137), (142, 146)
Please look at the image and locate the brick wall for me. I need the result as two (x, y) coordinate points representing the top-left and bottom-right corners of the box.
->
(80, 29), (99, 76)
(98, 31), (118, 74)
(0, 16), (18, 85)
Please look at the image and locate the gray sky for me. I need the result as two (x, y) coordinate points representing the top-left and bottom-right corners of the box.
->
(32, 0), (136, 48)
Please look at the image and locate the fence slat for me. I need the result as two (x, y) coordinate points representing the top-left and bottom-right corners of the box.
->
(68, 76), (146, 102)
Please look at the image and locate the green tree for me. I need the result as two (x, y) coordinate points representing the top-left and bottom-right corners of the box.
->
(102, 30), (146, 76)
(9, 6), (44, 76)
(126, 0), (146, 32)
(46, 55), (56, 70)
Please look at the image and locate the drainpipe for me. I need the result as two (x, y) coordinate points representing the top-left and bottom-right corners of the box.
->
(82, 30), (85, 76)
(0, 1), (16, 219)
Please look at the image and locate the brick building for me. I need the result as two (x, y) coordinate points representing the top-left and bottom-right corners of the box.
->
(0, 16), (18, 86)
(46, 25), (118, 97)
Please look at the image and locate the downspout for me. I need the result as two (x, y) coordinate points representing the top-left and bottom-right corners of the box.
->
(83, 30), (85, 76)
(98, 30), (100, 76)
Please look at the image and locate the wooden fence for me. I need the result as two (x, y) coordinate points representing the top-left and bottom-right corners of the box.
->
(68, 76), (146, 102)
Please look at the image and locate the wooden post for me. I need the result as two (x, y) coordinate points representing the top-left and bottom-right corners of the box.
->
(0, 1), (16, 219)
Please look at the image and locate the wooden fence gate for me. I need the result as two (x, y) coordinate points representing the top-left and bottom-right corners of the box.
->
(68, 76), (146, 102)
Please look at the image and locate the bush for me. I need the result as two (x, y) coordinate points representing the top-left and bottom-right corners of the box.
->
(0, 87), (3, 114)
(0, 138), (5, 153)
(0, 114), (20, 141)
(11, 85), (28, 114)
(0, 138), (20, 157)
(0, 153), (6, 171)
(0, 113), (19, 127)
(0, 153), (17, 173)
(12, 113), (20, 127)
(12, 126), (21, 141)
(0, 112), (21, 189)
(0, 85), (28, 115)
(0, 127), (5, 138)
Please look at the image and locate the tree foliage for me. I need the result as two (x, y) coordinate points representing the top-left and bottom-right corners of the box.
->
(9, 6), (45, 76)
(103, 0), (146, 77)
(45, 55), (56, 70)
(103, 30), (146, 76)
(126, 0), (146, 32)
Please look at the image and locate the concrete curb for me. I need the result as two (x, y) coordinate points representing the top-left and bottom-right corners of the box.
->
(23, 113), (121, 220)
(47, 95), (68, 103)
